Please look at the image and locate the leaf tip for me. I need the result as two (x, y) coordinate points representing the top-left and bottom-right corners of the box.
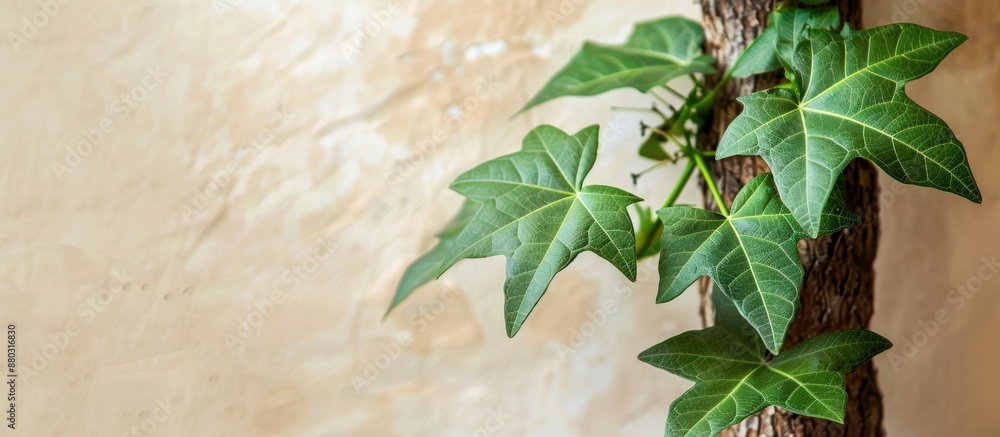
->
(504, 308), (531, 338)
(872, 334), (894, 354)
(653, 206), (673, 222)
(766, 341), (783, 357)
(516, 91), (555, 116)
(880, 340), (894, 354)
(636, 351), (656, 367)
(949, 31), (971, 46)
(847, 213), (863, 228)
(804, 221), (822, 239)
(382, 299), (398, 319)
(624, 264), (639, 282)
(505, 322), (522, 338)
(968, 187), (984, 204)
(515, 96), (545, 116)
(385, 280), (417, 321)
(655, 285), (684, 305)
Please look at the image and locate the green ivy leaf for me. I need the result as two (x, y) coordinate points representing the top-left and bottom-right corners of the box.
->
(521, 17), (716, 111)
(773, 7), (840, 70)
(439, 125), (642, 336)
(731, 7), (840, 79)
(639, 131), (671, 161)
(386, 200), (479, 316)
(639, 289), (892, 437)
(656, 174), (857, 353)
(730, 26), (780, 79)
(719, 24), (981, 237)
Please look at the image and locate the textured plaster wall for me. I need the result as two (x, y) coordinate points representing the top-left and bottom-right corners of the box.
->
(0, 0), (996, 436)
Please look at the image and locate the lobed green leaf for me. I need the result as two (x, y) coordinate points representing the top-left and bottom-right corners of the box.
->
(521, 17), (715, 111)
(640, 289), (891, 437)
(719, 24), (981, 237)
(439, 125), (642, 336)
(656, 174), (857, 353)
(731, 7), (841, 79)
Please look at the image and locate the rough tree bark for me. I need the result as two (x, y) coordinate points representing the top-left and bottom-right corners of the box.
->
(696, 1), (885, 436)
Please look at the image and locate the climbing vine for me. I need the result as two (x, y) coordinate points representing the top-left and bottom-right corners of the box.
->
(387, 3), (979, 436)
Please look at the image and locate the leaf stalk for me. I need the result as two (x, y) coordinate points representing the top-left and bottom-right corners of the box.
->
(636, 158), (698, 259)
(694, 152), (729, 216)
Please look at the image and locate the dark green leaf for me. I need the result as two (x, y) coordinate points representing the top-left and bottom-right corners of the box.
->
(656, 174), (857, 353)
(639, 287), (891, 437)
(718, 24), (981, 237)
(440, 125), (642, 336)
(770, 330), (894, 375)
(521, 17), (716, 111)
(731, 7), (840, 79)
(773, 7), (840, 70)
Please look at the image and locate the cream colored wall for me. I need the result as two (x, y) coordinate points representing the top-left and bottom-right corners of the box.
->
(0, 0), (995, 436)
(867, 1), (1000, 435)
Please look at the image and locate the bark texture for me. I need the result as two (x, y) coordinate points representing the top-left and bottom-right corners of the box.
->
(696, 1), (885, 436)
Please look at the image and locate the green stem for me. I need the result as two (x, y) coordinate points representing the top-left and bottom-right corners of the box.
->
(611, 106), (660, 114)
(650, 90), (673, 108)
(688, 74), (704, 90)
(631, 159), (675, 185)
(650, 127), (693, 159)
(661, 84), (686, 100)
(693, 152), (729, 216)
(661, 159), (697, 209)
(636, 159), (697, 259)
(711, 68), (734, 95)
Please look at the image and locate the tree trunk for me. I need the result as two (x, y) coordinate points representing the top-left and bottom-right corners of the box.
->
(696, 1), (885, 436)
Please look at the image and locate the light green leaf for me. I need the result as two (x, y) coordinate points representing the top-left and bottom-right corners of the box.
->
(386, 200), (479, 316)
(718, 24), (981, 237)
(656, 174), (858, 353)
(440, 125), (642, 336)
(639, 289), (891, 437)
(731, 7), (840, 79)
(521, 17), (716, 111)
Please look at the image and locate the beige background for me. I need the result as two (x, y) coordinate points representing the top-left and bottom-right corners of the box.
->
(0, 0), (997, 436)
